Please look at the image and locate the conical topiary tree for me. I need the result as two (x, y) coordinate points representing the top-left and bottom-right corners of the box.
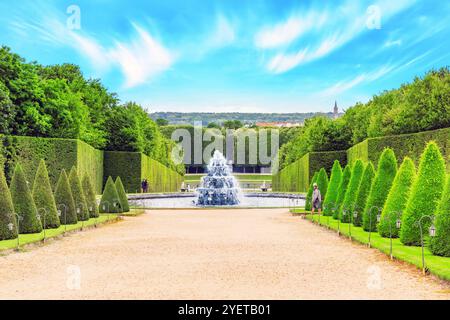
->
(316, 168), (329, 200)
(82, 175), (99, 218)
(400, 142), (446, 246)
(0, 168), (18, 240)
(378, 157), (416, 238)
(10, 163), (42, 234)
(323, 160), (342, 216)
(99, 176), (123, 213)
(362, 148), (397, 232)
(69, 167), (89, 221)
(305, 172), (319, 211)
(32, 160), (60, 229)
(54, 170), (78, 225)
(115, 176), (130, 212)
(340, 160), (365, 222)
(353, 162), (375, 227)
(333, 165), (352, 219)
(430, 174), (450, 257)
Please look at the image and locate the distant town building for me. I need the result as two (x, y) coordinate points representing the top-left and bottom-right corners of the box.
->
(333, 101), (339, 119)
(255, 122), (302, 128)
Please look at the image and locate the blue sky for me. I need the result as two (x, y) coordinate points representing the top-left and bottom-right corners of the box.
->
(1, 0), (449, 113)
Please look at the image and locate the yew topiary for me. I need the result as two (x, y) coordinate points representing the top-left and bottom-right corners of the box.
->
(10, 163), (43, 234)
(353, 162), (375, 227)
(400, 142), (446, 246)
(82, 175), (99, 218)
(32, 160), (60, 229)
(430, 174), (450, 257)
(0, 168), (18, 240)
(378, 157), (416, 238)
(333, 165), (352, 219)
(362, 148), (397, 231)
(69, 167), (90, 221)
(323, 161), (342, 216)
(115, 176), (130, 212)
(99, 176), (123, 213)
(54, 170), (78, 225)
(305, 172), (319, 211)
(340, 160), (364, 223)
(316, 168), (329, 200)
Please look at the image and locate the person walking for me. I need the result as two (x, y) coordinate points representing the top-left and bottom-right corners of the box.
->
(311, 183), (322, 215)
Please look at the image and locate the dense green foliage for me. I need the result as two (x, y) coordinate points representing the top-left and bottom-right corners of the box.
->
(315, 168), (329, 200)
(54, 170), (77, 225)
(32, 160), (60, 229)
(305, 172), (319, 211)
(430, 175), (450, 257)
(10, 164), (42, 234)
(322, 161), (342, 216)
(353, 162), (375, 226)
(340, 160), (365, 222)
(400, 142), (446, 246)
(99, 176), (123, 214)
(362, 149), (398, 231)
(378, 157), (416, 238)
(69, 167), (90, 221)
(278, 68), (450, 170)
(333, 165), (352, 219)
(82, 175), (99, 218)
(0, 169), (17, 240)
(115, 177), (130, 212)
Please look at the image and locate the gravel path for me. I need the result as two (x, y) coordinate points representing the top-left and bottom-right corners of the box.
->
(0, 209), (448, 300)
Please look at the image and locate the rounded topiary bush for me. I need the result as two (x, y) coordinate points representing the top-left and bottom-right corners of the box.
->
(32, 160), (60, 229)
(0, 168), (18, 240)
(340, 160), (365, 223)
(430, 174), (450, 257)
(316, 168), (329, 200)
(10, 163), (43, 234)
(400, 142), (446, 246)
(115, 176), (130, 213)
(362, 148), (397, 232)
(54, 170), (78, 225)
(82, 175), (99, 218)
(305, 172), (319, 211)
(333, 165), (352, 219)
(99, 176), (123, 214)
(69, 167), (90, 221)
(353, 162), (375, 227)
(378, 157), (416, 238)
(323, 160), (342, 217)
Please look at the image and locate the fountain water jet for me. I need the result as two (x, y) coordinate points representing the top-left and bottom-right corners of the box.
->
(195, 150), (242, 206)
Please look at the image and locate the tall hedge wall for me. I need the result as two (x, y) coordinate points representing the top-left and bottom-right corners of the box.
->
(76, 140), (104, 194)
(272, 150), (347, 193)
(347, 127), (449, 172)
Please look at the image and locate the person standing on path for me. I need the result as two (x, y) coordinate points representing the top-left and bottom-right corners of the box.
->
(311, 183), (322, 215)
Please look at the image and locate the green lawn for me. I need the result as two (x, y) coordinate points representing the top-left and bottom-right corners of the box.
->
(300, 213), (450, 281)
(0, 214), (120, 251)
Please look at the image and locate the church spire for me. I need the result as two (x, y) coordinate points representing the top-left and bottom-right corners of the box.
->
(333, 101), (338, 119)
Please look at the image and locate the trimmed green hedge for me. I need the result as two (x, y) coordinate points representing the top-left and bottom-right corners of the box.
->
(347, 127), (449, 172)
(54, 170), (77, 225)
(430, 174), (450, 256)
(0, 169), (17, 240)
(353, 162), (375, 226)
(322, 161), (342, 216)
(334, 165), (352, 219)
(82, 175), (99, 218)
(340, 160), (365, 223)
(99, 176), (122, 214)
(69, 167), (90, 222)
(115, 177), (130, 212)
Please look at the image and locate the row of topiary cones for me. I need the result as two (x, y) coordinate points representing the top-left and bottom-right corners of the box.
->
(0, 160), (129, 241)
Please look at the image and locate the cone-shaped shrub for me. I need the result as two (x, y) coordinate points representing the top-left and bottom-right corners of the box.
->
(32, 160), (60, 229)
(323, 161), (342, 216)
(99, 176), (123, 213)
(316, 168), (329, 200)
(82, 175), (99, 218)
(362, 148), (397, 232)
(333, 165), (352, 219)
(430, 175), (450, 256)
(305, 172), (319, 211)
(115, 176), (130, 212)
(10, 163), (42, 234)
(69, 167), (90, 221)
(54, 170), (78, 225)
(340, 160), (364, 222)
(378, 157), (416, 238)
(353, 162), (375, 226)
(400, 142), (446, 246)
(0, 169), (18, 240)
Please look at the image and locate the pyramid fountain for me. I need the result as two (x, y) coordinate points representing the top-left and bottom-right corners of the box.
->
(195, 150), (242, 206)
